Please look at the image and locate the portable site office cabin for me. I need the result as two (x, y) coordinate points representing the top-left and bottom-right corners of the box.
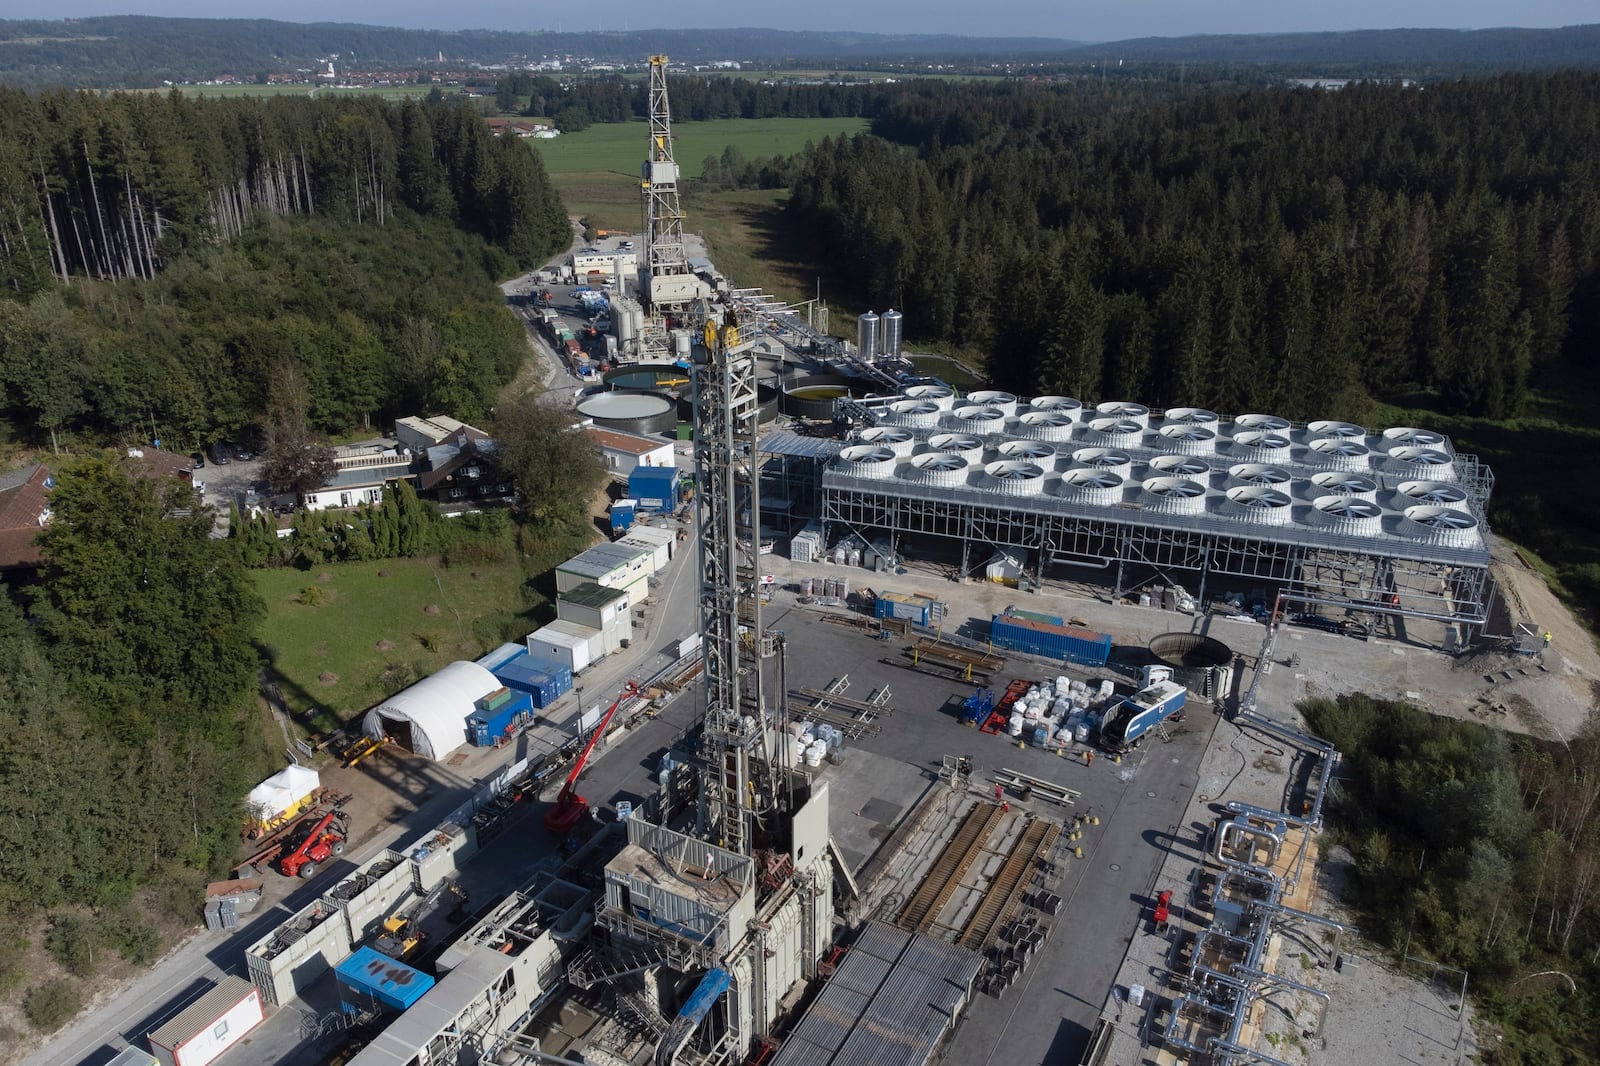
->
(527, 620), (604, 674)
(147, 976), (264, 1066)
(619, 523), (674, 569)
(558, 582), (631, 655)
(555, 542), (653, 609)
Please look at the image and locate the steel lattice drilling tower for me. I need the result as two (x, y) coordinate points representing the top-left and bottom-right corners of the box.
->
(691, 321), (781, 856)
(641, 55), (703, 314)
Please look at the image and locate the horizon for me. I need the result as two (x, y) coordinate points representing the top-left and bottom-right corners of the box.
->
(3, 3), (1596, 43)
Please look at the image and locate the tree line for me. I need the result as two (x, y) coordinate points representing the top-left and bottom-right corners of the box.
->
(0, 88), (567, 295)
(0, 88), (573, 450)
(787, 74), (1599, 421)
(494, 72), (896, 133)
(1304, 695), (1600, 1066)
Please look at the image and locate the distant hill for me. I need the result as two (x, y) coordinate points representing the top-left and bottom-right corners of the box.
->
(3, 17), (1598, 90)
(1065, 25), (1600, 67)
(0, 18), (1080, 87)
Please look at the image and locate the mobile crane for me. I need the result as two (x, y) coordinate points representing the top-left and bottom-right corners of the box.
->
(544, 681), (641, 834)
(279, 809), (348, 879)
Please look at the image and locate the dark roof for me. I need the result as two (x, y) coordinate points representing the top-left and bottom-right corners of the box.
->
(0, 464), (51, 570)
(418, 431), (502, 492)
(124, 446), (195, 481)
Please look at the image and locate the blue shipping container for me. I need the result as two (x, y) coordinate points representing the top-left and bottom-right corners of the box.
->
(610, 501), (636, 533)
(492, 652), (574, 709)
(336, 946), (434, 1012)
(629, 466), (680, 512)
(990, 614), (1112, 667)
(873, 596), (930, 626)
(467, 689), (534, 746)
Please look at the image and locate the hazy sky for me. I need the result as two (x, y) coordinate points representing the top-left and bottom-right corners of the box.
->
(8, 1), (1594, 40)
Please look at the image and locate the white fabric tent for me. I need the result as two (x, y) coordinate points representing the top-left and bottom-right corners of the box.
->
(362, 660), (500, 761)
(245, 764), (321, 821)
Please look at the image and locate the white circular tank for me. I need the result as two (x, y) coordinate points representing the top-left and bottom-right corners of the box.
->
(1027, 395), (1083, 418)
(1389, 446), (1457, 480)
(1226, 486), (1293, 524)
(1311, 494), (1383, 535)
(1227, 463), (1291, 486)
(906, 451), (971, 486)
(1054, 468), (1125, 505)
(983, 460), (1046, 496)
(1094, 400), (1150, 427)
(903, 383), (956, 410)
(1150, 454), (1211, 478)
(1087, 417), (1144, 448)
(1382, 426), (1448, 451)
(1398, 480), (1469, 507)
(949, 405), (1007, 432)
(925, 432), (985, 462)
(1309, 437), (1372, 470)
(999, 440), (1057, 463)
(1141, 477), (1208, 515)
(1071, 447), (1133, 475)
(1233, 430), (1292, 462)
(1165, 407), (1220, 426)
(1158, 423), (1218, 455)
(967, 390), (1019, 417)
(1308, 419), (1366, 439)
(1013, 411), (1076, 441)
(886, 399), (942, 429)
(1403, 505), (1479, 546)
(1312, 471), (1378, 499)
(1234, 413), (1292, 433)
(856, 426), (917, 457)
(836, 445), (898, 479)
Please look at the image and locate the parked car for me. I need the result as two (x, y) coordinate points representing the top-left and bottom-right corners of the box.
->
(233, 443), (254, 461)
(191, 452), (205, 469)
(209, 442), (231, 465)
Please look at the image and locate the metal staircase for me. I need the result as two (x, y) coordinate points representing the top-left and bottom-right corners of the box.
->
(565, 940), (671, 988)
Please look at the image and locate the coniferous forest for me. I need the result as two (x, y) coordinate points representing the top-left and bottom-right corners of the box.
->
(0, 88), (569, 447)
(789, 74), (1600, 421)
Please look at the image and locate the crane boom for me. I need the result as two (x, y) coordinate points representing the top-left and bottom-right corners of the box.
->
(544, 681), (640, 834)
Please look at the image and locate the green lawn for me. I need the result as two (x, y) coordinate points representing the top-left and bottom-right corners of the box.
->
(255, 554), (537, 721)
(531, 116), (869, 177)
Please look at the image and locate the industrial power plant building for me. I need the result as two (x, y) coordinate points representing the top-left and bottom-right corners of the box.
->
(763, 390), (1494, 638)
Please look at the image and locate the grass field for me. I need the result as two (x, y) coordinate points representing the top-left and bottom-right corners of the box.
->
(531, 116), (869, 177)
(255, 554), (536, 721)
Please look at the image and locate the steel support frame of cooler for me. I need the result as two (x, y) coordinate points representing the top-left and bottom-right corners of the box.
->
(820, 475), (1492, 635)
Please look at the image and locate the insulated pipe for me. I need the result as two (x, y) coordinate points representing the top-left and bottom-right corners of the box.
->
(1210, 1037), (1299, 1066)
(1215, 816), (1285, 868)
(1235, 965), (1333, 1038)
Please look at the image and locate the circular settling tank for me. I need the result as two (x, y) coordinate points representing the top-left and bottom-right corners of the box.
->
(574, 391), (678, 436)
(1148, 632), (1233, 693)
(603, 363), (694, 392)
(779, 373), (862, 420)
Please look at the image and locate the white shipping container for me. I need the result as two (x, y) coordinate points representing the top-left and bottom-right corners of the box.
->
(147, 976), (264, 1066)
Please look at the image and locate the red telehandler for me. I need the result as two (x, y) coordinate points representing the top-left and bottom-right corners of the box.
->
(544, 681), (640, 835)
(280, 809), (348, 879)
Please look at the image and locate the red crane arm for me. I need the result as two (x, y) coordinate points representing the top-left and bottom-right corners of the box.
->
(556, 682), (640, 803)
